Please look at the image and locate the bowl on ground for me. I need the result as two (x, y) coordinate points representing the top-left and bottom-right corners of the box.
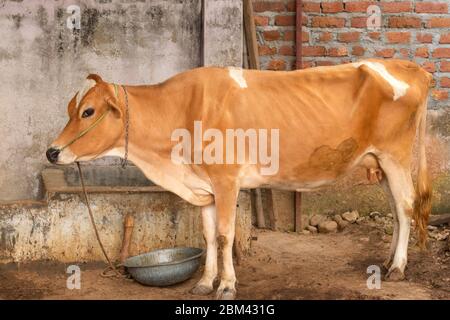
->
(123, 247), (204, 286)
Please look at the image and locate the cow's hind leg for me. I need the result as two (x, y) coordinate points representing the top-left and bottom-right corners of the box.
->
(378, 154), (415, 281)
(191, 204), (218, 295)
(380, 177), (399, 270)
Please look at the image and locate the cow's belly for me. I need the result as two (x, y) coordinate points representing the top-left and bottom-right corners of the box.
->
(239, 146), (378, 192)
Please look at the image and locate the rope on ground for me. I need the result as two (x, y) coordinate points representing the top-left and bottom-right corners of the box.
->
(76, 162), (128, 279)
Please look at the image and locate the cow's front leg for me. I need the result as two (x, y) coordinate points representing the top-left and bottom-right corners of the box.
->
(191, 204), (218, 295)
(214, 181), (239, 300)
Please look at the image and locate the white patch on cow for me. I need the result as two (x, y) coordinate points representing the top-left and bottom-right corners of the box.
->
(57, 147), (77, 164)
(228, 67), (247, 88)
(76, 79), (96, 108)
(353, 61), (409, 101)
(100, 147), (125, 158)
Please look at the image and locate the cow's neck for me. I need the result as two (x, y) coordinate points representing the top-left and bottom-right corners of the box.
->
(107, 84), (213, 206)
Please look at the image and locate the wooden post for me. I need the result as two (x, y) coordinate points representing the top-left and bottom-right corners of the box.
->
(294, 0), (304, 230)
(254, 188), (265, 228)
(243, 0), (260, 70)
(243, 0), (265, 230)
(295, 0), (303, 70)
(295, 192), (304, 232)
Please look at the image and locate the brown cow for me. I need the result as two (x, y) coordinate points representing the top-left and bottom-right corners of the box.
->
(46, 59), (432, 299)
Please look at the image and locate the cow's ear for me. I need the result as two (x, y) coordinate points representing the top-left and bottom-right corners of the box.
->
(106, 97), (123, 119)
(87, 74), (103, 83)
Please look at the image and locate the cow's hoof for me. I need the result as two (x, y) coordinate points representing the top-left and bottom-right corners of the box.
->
(382, 259), (392, 271)
(215, 288), (236, 300)
(190, 284), (214, 296)
(385, 267), (405, 281)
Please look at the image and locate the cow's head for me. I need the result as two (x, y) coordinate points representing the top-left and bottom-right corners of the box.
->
(46, 74), (124, 164)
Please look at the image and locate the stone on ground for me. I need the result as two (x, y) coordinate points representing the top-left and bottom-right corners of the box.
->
(342, 210), (359, 223)
(307, 225), (318, 234)
(318, 221), (338, 233)
(309, 214), (326, 227)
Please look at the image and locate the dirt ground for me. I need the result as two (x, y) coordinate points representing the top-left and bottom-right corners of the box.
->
(0, 222), (449, 300)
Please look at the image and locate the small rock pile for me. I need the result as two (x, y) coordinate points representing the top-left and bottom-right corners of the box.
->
(299, 210), (450, 245)
(301, 210), (360, 234)
(428, 225), (450, 242)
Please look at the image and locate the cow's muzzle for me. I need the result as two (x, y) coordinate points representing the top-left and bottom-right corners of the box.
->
(46, 147), (60, 164)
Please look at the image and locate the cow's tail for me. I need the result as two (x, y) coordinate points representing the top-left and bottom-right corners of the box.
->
(413, 96), (432, 249)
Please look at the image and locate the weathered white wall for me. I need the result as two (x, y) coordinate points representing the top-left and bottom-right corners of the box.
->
(0, 0), (204, 200)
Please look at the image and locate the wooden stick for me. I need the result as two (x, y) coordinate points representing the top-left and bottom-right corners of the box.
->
(295, 192), (304, 232)
(119, 213), (135, 264)
(428, 213), (450, 226)
(243, 0), (260, 70)
(295, 0), (303, 70)
(254, 188), (265, 228)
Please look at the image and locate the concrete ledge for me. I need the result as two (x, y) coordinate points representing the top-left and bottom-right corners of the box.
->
(0, 165), (252, 264)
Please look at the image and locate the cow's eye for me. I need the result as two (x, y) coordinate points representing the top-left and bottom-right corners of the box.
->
(82, 108), (95, 118)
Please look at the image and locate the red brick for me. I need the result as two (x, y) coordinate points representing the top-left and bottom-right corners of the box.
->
(415, 47), (429, 58)
(286, 1), (296, 12)
(338, 32), (360, 43)
(254, 16), (269, 26)
(441, 61), (450, 72)
(416, 33), (433, 43)
(275, 15), (295, 26)
(415, 2), (448, 13)
(319, 32), (333, 42)
(428, 17), (450, 28)
(389, 16), (421, 28)
(422, 62), (436, 73)
(301, 14), (308, 26)
(268, 59), (286, 71)
(382, 2), (412, 13)
(253, 1), (285, 12)
(433, 48), (450, 58)
(386, 31), (411, 43)
(441, 77), (450, 88)
(302, 2), (321, 12)
(322, 2), (344, 13)
(301, 31), (309, 42)
(312, 16), (345, 28)
(259, 45), (277, 56)
(375, 48), (396, 58)
(302, 61), (315, 69)
(279, 45), (295, 56)
(439, 33), (450, 44)
(303, 46), (326, 56)
(431, 89), (448, 101)
(328, 47), (348, 57)
(368, 32), (381, 40)
(352, 46), (365, 56)
(283, 30), (294, 41)
(399, 48), (410, 59)
(263, 30), (280, 41)
(351, 17), (369, 28)
(316, 61), (336, 66)
(345, 1), (375, 12)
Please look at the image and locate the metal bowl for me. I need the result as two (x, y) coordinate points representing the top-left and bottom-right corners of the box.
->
(123, 247), (204, 286)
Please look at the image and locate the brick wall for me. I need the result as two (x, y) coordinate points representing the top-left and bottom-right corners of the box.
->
(253, 0), (450, 108)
